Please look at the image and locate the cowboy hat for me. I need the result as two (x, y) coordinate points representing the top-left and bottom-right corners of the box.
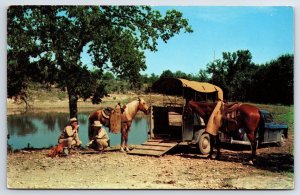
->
(101, 110), (109, 119)
(92, 121), (102, 127)
(70, 117), (78, 122)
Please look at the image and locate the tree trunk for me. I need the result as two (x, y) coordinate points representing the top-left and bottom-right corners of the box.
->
(67, 88), (78, 118)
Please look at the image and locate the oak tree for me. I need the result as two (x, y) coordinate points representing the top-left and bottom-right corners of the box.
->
(7, 6), (193, 117)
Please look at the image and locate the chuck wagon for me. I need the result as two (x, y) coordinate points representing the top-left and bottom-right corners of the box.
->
(128, 77), (225, 156)
(127, 77), (288, 157)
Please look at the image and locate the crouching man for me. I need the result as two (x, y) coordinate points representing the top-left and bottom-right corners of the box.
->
(58, 117), (82, 150)
(87, 121), (110, 152)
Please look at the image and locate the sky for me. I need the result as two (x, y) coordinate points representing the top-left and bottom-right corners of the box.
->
(80, 6), (294, 76)
(139, 6), (294, 76)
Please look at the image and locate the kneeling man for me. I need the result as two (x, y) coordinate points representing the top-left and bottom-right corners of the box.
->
(87, 121), (109, 151)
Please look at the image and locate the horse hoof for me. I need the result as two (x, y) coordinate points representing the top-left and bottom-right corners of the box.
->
(243, 160), (254, 165)
(125, 147), (130, 152)
(120, 148), (125, 152)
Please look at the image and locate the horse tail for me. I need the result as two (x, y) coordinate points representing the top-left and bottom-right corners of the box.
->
(257, 110), (265, 143)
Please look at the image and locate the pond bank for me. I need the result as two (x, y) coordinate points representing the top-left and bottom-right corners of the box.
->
(7, 93), (166, 115)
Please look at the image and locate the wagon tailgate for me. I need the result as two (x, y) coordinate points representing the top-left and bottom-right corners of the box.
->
(127, 139), (178, 157)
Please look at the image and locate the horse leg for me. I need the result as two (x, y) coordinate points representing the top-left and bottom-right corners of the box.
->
(120, 123), (127, 152)
(120, 132), (125, 152)
(120, 131), (129, 152)
(247, 132), (258, 165)
(124, 122), (132, 152)
(215, 135), (221, 160)
(124, 131), (129, 152)
(250, 138), (258, 159)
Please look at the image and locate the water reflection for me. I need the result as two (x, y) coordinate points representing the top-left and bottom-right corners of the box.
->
(7, 112), (149, 150)
(7, 115), (38, 136)
(78, 115), (87, 125)
(43, 114), (57, 131)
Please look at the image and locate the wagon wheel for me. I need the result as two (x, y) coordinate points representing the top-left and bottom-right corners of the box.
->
(198, 132), (211, 155)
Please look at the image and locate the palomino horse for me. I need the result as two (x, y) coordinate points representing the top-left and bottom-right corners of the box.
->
(186, 100), (261, 161)
(88, 97), (149, 152)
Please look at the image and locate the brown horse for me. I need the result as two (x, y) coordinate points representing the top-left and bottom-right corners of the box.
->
(88, 97), (150, 152)
(187, 100), (261, 161)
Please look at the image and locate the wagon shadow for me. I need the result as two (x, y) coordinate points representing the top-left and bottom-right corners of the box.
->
(219, 150), (293, 172)
(220, 143), (294, 172)
(254, 152), (294, 172)
(169, 145), (294, 173)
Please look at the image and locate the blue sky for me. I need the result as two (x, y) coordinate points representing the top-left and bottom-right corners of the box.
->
(81, 6), (294, 76)
(143, 6), (294, 75)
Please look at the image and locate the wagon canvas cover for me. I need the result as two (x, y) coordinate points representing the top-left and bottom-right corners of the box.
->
(152, 77), (223, 101)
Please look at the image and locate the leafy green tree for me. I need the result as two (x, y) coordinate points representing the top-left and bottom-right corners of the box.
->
(197, 69), (209, 82)
(7, 6), (41, 106)
(222, 50), (256, 101)
(102, 71), (115, 81)
(173, 70), (188, 79)
(250, 54), (293, 104)
(141, 74), (149, 84)
(141, 73), (159, 90)
(149, 73), (159, 84)
(160, 69), (174, 78)
(206, 50), (293, 104)
(206, 50), (256, 101)
(269, 54), (293, 104)
(8, 6), (192, 117)
(206, 59), (228, 96)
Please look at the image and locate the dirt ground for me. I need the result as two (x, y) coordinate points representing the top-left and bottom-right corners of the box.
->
(7, 142), (294, 190)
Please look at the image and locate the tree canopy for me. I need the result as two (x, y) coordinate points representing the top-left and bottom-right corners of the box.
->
(7, 6), (193, 117)
(206, 50), (293, 104)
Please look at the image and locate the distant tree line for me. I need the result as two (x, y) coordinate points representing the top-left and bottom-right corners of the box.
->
(13, 49), (293, 106)
(205, 50), (293, 105)
(135, 50), (293, 105)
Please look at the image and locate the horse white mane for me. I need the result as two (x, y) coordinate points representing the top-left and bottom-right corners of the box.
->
(123, 98), (144, 121)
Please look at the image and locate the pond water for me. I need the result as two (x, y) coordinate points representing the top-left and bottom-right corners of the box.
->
(7, 112), (150, 150)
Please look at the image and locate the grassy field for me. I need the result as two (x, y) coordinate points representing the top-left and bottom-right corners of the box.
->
(254, 103), (294, 135)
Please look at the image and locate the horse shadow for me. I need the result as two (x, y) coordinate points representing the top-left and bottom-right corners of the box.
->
(168, 144), (294, 173)
(253, 152), (294, 173)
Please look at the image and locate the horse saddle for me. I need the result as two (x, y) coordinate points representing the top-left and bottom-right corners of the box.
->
(102, 107), (113, 119)
(223, 103), (241, 124)
(109, 104), (125, 134)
